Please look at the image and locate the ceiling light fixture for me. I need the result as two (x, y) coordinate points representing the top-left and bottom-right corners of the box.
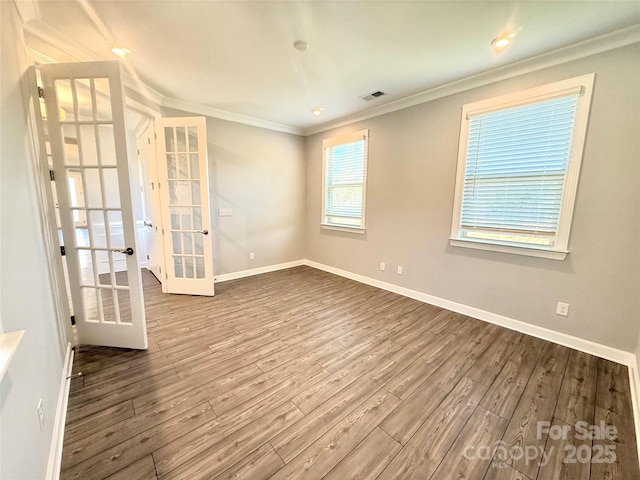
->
(293, 40), (309, 51)
(490, 32), (516, 52)
(311, 107), (324, 117)
(111, 46), (131, 59)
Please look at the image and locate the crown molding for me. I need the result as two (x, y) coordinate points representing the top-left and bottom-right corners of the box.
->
(303, 24), (640, 136)
(13, 0), (41, 24)
(160, 97), (304, 136)
(20, 12), (639, 138)
(23, 19), (110, 63)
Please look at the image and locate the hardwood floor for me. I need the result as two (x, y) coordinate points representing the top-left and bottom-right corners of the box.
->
(61, 266), (640, 480)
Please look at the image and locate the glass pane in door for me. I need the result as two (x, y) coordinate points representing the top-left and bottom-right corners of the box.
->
(55, 75), (133, 325)
(164, 125), (205, 279)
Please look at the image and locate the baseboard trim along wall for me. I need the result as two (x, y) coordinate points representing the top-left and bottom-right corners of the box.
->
(47, 343), (73, 480)
(214, 260), (306, 283)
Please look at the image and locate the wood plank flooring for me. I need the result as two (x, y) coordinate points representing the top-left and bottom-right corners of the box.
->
(61, 266), (640, 480)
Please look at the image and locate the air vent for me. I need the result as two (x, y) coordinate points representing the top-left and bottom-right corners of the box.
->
(360, 91), (386, 101)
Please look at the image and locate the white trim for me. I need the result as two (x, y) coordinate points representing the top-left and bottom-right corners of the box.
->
(214, 260), (305, 283)
(46, 343), (73, 480)
(449, 238), (568, 261)
(321, 129), (369, 231)
(161, 97), (303, 136)
(449, 73), (594, 260)
(302, 259), (635, 365)
(22, 19), (639, 137)
(321, 224), (366, 235)
(303, 25), (640, 136)
(628, 360), (640, 467)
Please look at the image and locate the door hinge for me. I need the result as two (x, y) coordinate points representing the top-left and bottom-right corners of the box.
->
(151, 182), (154, 190)
(165, 273), (168, 279)
(49, 170), (55, 181)
(148, 137), (151, 144)
(38, 86), (44, 98)
(70, 315), (75, 326)
(155, 133), (157, 140)
(137, 149), (140, 155)
(60, 245), (66, 256)
(162, 228), (165, 235)
(146, 254), (149, 260)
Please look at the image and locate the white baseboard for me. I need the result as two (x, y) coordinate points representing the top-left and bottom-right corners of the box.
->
(304, 259), (634, 365)
(46, 342), (73, 480)
(629, 361), (640, 466)
(214, 260), (305, 283)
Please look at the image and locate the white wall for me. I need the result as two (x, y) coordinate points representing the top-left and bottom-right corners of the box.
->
(161, 108), (306, 276)
(306, 44), (640, 353)
(0, 2), (67, 478)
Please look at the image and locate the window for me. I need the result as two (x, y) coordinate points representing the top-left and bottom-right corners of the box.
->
(322, 129), (369, 232)
(450, 74), (595, 260)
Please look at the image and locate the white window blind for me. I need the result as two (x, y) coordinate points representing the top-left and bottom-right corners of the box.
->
(450, 73), (595, 260)
(322, 130), (368, 229)
(460, 94), (579, 245)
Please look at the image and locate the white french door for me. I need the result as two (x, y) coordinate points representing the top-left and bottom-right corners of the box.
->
(40, 61), (147, 349)
(138, 120), (164, 283)
(156, 117), (214, 296)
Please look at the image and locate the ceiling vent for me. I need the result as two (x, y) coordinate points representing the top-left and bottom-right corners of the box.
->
(360, 91), (386, 101)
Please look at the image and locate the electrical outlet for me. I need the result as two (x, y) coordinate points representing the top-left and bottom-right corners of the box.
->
(218, 208), (233, 217)
(36, 399), (45, 431)
(556, 302), (570, 317)
(249, 252), (255, 260)
(379, 262), (386, 271)
(397, 266), (403, 275)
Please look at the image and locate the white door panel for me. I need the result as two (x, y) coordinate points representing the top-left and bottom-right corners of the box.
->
(156, 117), (214, 296)
(138, 120), (164, 283)
(40, 61), (147, 349)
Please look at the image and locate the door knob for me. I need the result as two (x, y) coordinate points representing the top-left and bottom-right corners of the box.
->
(197, 229), (209, 235)
(144, 221), (153, 228)
(115, 247), (134, 255)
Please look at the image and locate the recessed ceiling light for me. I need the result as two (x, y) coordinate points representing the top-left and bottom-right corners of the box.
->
(293, 40), (309, 52)
(111, 46), (131, 58)
(490, 33), (516, 52)
(311, 107), (324, 117)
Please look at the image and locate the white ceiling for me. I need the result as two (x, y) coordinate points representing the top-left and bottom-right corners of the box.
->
(23, 1), (640, 132)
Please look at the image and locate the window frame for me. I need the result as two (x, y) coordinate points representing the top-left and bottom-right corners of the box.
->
(321, 129), (369, 233)
(450, 73), (595, 260)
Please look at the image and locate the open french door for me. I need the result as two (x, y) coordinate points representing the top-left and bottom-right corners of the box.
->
(156, 117), (214, 296)
(138, 120), (163, 283)
(40, 61), (147, 349)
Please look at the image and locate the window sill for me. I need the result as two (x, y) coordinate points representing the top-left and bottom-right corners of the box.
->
(449, 238), (568, 260)
(321, 224), (366, 235)
(0, 330), (25, 380)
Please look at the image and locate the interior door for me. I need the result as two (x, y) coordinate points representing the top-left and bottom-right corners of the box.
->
(157, 117), (214, 296)
(40, 61), (147, 349)
(138, 120), (164, 283)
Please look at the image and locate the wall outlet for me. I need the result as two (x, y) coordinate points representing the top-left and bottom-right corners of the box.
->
(397, 266), (403, 275)
(379, 262), (386, 271)
(218, 208), (233, 217)
(556, 302), (570, 317)
(36, 399), (45, 431)
(249, 252), (255, 260)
